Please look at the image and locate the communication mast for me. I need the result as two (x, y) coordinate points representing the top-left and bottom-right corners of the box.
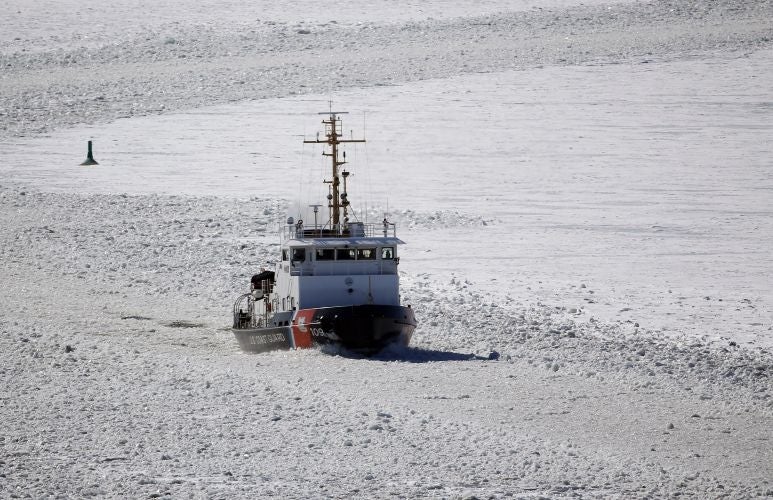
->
(303, 109), (365, 231)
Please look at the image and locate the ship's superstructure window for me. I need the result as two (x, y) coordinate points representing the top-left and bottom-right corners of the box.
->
(336, 248), (356, 260)
(316, 248), (335, 261)
(292, 248), (306, 261)
(357, 248), (376, 260)
(282, 249), (289, 261)
(312, 246), (387, 261)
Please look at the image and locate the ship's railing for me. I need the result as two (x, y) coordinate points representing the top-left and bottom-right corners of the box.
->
(233, 291), (272, 329)
(233, 293), (254, 329)
(281, 221), (397, 240)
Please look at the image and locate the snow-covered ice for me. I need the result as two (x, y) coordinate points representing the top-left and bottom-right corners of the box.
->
(1, 0), (772, 498)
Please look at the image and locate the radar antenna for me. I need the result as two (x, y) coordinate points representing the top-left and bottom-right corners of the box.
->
(308, 204), (322, 235)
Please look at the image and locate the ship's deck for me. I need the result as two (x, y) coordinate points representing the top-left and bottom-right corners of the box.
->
(280, 221), (402, 245)
(284, 236), (404, 247)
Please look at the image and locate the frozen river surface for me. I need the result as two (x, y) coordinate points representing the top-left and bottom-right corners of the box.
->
(1, 0), (772, 498)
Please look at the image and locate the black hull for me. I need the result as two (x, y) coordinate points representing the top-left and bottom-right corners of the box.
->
(233, 325), (293, 353)
(233, 304), (416, 354)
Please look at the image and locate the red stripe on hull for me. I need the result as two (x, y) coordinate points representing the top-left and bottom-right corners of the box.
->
(292, 308), (316, 348)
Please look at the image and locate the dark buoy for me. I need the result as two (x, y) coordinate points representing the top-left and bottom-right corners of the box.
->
(80, 140), (99, 165)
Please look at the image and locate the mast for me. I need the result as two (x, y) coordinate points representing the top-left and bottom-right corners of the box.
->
(303, 110), (365, 231)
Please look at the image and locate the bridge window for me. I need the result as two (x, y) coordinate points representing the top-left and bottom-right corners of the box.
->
(281, 249), (289, 261)
(336, 248), (356, 260)
(357, 248), (376, 260)
(316, 248), (335, 261)
(292, 248), (306, 261)
(381, 247), (395, 259)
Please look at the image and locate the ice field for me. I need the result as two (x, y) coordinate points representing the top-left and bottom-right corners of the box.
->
(1, 0), (772, 497)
